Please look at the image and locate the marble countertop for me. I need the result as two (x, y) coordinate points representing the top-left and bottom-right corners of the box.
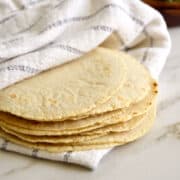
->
(0, 27), (180, 180)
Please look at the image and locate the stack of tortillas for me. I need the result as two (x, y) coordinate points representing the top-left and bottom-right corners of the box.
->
(0, 47), (158, 153)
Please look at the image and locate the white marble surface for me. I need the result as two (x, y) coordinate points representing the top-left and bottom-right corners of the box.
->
(0, 27), (180, 180)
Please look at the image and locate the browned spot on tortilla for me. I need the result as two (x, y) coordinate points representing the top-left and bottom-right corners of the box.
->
(48, 99), (57, 105)
(9, 94), (16, 99)
(153, 82), (158, 87)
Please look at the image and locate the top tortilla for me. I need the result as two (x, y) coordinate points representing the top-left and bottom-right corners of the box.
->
(0, 48), (126, 120)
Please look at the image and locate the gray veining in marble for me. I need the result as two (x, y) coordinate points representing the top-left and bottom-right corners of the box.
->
(156, 122), (180, 141)
(0, 160), (36, 177)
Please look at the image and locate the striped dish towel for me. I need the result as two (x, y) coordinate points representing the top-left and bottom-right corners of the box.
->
(0, 0), (171, 169)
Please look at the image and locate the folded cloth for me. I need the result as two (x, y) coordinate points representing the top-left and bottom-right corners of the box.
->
(0, 0), (171, 169)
